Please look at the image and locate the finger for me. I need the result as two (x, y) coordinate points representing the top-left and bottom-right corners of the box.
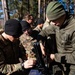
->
(28, 65), (33, 68)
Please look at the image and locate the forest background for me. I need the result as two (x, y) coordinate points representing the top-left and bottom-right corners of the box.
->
(0, 0), (75, 27)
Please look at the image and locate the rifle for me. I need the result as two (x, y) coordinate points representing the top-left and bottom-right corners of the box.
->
(32, 42), (50, 75)
(45, 34), (63, 75)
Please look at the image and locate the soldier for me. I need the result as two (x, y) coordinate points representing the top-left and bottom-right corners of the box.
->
(34, 18), (44, 33)
(33, 18), (44, 42)
(20, 12), (33, 29)
(20, 19), (49, 75)
(20, 19), (37, 60)
(38, 1), (75, 75)
(0, 19), (36, 75)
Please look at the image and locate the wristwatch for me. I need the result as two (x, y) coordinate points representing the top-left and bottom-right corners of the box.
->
(21, 62), (24, 70)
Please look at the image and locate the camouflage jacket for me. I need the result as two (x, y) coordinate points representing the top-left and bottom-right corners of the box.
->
(19, 33), (37, 60)
(0, 34), (26, 75)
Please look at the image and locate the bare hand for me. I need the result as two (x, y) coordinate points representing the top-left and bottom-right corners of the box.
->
(23, 58), (36, 69)
(50, 54), (55, 60)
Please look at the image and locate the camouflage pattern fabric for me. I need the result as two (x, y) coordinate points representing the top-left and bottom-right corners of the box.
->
(0, 34), (25, 75)
(20, 33), (37, 60)
(0, 29), (4, 34)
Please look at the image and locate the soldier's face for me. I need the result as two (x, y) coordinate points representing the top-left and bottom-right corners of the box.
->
(50, 20), (60, 26)
(28, 16), (33, 24)
(8, 35), (18, 42)
(24, 28), (32, 35)
(48, 14), (66, 27)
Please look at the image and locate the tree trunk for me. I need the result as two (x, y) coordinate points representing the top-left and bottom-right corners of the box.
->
(38, 0), (41, 18)
(43, 0), (46, 20)
(1, 0), (9, 25)
(28, 0), (30, 12)
(6, 0), (10, 19)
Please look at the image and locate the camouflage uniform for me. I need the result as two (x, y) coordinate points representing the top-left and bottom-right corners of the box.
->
(0, 34), (26, 75)
(19, 33), (37, 60)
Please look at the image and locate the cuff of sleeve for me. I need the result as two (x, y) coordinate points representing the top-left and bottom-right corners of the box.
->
(55, 53), (66, 63)
(55, 53), (61, 63)
(15, 63), (23, 71)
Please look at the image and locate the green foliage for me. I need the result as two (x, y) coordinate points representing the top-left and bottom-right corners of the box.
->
(8, 0), (38, 20)
(8, 0), (26, 19)
(29, 0), (38, 19)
